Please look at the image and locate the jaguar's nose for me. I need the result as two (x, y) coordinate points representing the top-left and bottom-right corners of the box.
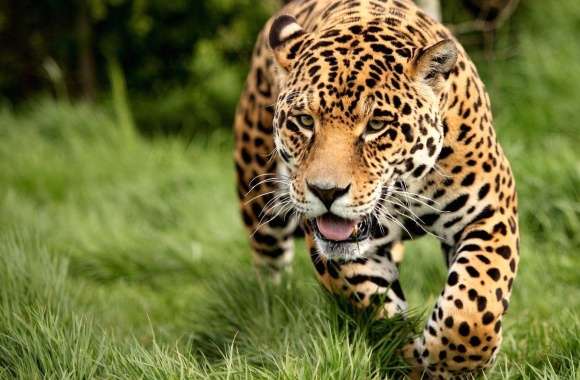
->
(307, 182), (351, 210)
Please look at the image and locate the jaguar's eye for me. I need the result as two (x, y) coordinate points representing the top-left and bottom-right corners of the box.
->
(296, 114), (315, 129)
(367, 119), (388, 133)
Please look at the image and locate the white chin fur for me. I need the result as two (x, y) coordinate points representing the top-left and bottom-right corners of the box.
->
(315, 237), (371, 261)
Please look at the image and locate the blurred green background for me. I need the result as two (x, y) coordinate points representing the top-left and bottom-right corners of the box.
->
(0, 0), (279, 136)
(0, 0), (578, 379)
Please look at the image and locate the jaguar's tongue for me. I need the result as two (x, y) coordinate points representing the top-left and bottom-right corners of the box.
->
(316, 214), (359, 241)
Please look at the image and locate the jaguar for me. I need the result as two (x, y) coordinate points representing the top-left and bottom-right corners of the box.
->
(233, 0), (519, 378)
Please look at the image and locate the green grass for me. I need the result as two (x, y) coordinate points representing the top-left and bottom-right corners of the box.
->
(0, 1), (579, 378)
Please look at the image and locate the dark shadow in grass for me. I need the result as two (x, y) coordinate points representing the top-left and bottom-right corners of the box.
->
(188, 269), (423, 378)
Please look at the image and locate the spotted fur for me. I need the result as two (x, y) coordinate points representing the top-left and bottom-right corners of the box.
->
(233, 1), (519, 378)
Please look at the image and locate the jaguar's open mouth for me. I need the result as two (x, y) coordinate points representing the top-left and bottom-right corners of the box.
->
(309, 213), (371, 243)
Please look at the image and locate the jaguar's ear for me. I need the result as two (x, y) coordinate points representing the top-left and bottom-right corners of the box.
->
(269, 15), (308, 72)
(412, 39), (458, 91)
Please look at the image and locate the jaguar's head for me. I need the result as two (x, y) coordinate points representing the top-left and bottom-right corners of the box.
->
(268, 16), (457, 258)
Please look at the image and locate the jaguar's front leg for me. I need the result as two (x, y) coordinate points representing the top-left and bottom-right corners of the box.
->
(237, 157), (298, 281)
(233, 32), (300, 281)
(306, 231), (408, 318)
(404, 213), (519, 379)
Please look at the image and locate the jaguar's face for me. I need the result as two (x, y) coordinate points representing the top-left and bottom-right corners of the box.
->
(269, 16), (457, 258)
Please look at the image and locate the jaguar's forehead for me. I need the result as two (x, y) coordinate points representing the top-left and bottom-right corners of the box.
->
(295, 23), (421, 73)
(281, 23), (425, 117)
(280, 87), (376, 123)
